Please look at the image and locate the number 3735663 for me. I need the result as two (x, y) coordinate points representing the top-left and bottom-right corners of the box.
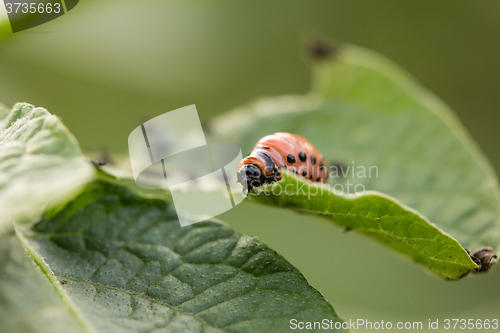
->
(5, 2), (61, 14)
(444, 319), (498, 330)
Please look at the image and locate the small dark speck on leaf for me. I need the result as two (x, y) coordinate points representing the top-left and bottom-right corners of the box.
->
(307, 37), (340, 61)
(344, 227), (352, 233)
(91, 149), (113, 167)
(91, 161), (107, 167)
(59, 280), (67, 285)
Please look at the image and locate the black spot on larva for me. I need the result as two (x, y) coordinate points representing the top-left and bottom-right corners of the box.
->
(311, 155), (316, 164)
(319, 162), (324, 168)
(316, 176), (320, 182)
(310, 171), (314, 180)
(298, 152), (306, 162)
(287, 154), (296, 164)
(293, 169), (298, 175)
(262, 145), (270, 149)
(279, 165), (287, 169)
(302, 169), (307, 176)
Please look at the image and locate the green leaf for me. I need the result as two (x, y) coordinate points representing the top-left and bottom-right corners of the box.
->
(0, 233), (87, 333)
(1, 103), (343, 331)
(251, 173), (478, 280)
(0, 103), (95, 232)
(211, 44), (500, 278)
(14, 180), (343, 332)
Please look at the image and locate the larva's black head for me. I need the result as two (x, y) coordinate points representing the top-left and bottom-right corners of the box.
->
(237, 164), (262, 192)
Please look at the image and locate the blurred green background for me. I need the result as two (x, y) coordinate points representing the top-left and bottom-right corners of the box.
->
(1, 1), (499, 331)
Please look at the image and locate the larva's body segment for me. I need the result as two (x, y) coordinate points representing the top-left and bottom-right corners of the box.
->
(237, 132), (328, 191)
